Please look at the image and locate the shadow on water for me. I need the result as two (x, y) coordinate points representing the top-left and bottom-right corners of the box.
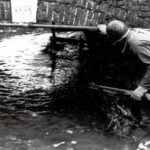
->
(0, 29), (147, 150)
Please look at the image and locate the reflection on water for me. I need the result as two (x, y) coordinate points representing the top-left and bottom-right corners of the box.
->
(0, 30), (141, 150)
(0, 32), (52, 93)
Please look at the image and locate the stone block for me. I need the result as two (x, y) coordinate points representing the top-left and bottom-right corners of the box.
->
(92, 12), (99, 25)
(6, 1), (12, 20)
(74, 8), (81, 25)
(78, 9), (88, 26)
(130, 14), (138, 26)
(136, 10), (143, 17)
(4, 1), (11, 21)
(85, 10), (94, 26)
(63, 14), (69, 24)
(140, 5), (149, 12)
(0, 2), (5, 20)
(145, 17), (150, 23)
(92, 3), (97, 11)
(67, 17), (74, 25)
(132, 5), (141, 11)
(99, 3), (110, 13)
(87, 10), (93, 19)
(64, 5), (71, 15)
(53, 3), (61, 13)
(124, 11), (138, 26)
(71, 0), (77, 5)
(37, 2), (48, 22)
(52, 11), (60, 23)
(64, 0), (71, 4)
(56, 0), (62, 2)
(135, 17), (145, 27)
(59, 4), (65, 24)
(47, 3), (54, 22)
(96, 12), (102, 24)
(118, 9), (127, 20)
(126, 1), (133, 9)
(143, 21), (150, 28)
(63, 5), (73, 25)
(111, 8), (127, 20)
(110, 7), (117, 17)
(68, 7), (76, 25)
(62, 5), (71, 24)
(76, 0), (82, 7)
(138, 12), (150, 18)
(85, 1), (93, 9)
(97, 13), (106, 24)
(116, 1), (124, 6)
(124, 11), (133, 23)
(82, 0), (87, 7)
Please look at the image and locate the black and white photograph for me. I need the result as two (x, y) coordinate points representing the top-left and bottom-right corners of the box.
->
(0, 0), (150, 149)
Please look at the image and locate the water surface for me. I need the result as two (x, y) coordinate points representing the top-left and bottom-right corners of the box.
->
(0, 30), (142, 150)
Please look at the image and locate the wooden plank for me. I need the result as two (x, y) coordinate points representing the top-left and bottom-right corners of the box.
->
(0, 23), (99, 31)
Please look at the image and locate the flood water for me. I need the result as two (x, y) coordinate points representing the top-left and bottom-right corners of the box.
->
(0, 29), (146, 150)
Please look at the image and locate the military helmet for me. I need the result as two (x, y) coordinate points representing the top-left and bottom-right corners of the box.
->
(106, 20), (128, 42)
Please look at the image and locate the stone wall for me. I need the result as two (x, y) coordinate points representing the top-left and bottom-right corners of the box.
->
(0, 0), (150, 27)
(0, 0), (11, 21)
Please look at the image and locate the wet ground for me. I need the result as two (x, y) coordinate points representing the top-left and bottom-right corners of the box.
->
(0, 29), (146, 150)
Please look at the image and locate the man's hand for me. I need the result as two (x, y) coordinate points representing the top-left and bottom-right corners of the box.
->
(131, 86), (148, 101)
(97, 24), (107, 35)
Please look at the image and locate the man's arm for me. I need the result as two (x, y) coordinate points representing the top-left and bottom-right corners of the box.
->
(131, 65), (150, 100)
(140, 65), (150, 90)
(128, 39), (150, 100)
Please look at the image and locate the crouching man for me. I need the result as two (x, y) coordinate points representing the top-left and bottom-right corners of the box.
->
(98, 20), (150, 101)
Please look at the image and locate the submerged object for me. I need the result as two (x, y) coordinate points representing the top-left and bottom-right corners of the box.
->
(53, 141), (65, 148)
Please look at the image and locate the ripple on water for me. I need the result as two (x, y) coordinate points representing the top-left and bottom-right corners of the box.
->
(0, 32), (53, 93)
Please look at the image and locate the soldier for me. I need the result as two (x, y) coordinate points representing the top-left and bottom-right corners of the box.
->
(98, 20), (150, 101)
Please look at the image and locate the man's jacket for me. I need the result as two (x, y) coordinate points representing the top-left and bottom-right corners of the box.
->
(125, 28), (150, 89)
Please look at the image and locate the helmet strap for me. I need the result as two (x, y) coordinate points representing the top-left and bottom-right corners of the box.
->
(121, 37), (128, 53)
(114, 29), (130, 43)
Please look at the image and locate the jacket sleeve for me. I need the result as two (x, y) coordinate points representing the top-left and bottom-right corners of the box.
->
(140, 65), (150, 90)
(136, 40), (150, 64)
(129, 31), (150, 89)
(136, 42), (150, 89)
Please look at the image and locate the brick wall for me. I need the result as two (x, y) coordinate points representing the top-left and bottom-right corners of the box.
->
(0, 0), (150, 28)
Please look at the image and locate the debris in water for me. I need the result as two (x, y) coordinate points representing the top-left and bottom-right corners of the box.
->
(9, 136), (17, 141)
(31, 113), (38, 117)
(80, 130), (84, 133)
(66, 148), (74, 150)
(53, 141), (65, 148)
(66, 130), (74, 134)
(71, 140), (77, 144)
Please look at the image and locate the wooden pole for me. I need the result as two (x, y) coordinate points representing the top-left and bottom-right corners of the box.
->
(90, 83), (150, 101)
(0, 23), (99, 32)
